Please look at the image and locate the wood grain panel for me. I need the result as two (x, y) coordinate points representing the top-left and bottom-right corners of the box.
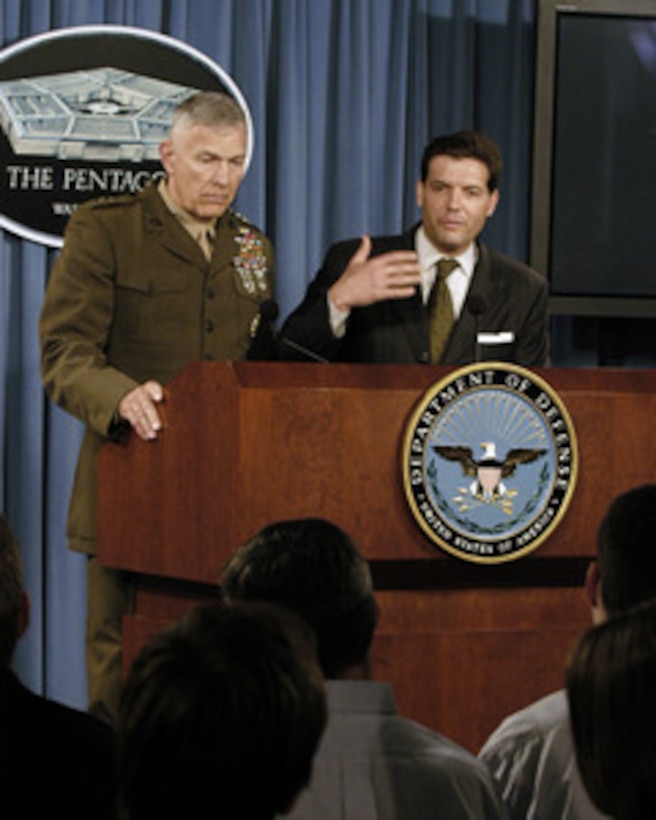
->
(100, 363), (654, 753)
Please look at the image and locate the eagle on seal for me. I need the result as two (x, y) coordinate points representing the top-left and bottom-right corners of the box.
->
(433, 441), (546, 501)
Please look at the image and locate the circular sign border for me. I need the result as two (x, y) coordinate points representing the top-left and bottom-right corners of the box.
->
(401, 362), (579, 565)
(0, 24), (253, 247)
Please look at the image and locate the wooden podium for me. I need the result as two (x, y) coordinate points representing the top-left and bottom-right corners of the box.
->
(98, 361), (656, 752)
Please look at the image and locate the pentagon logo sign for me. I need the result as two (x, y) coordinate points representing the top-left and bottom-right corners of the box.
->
(402, 363), (578, 564)
(0, 25), (252, 247)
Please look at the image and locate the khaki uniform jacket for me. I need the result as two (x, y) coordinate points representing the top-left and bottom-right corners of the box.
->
(39, 182), (274, 553)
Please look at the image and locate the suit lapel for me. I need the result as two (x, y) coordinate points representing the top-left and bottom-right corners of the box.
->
(443, 243), (492, 364)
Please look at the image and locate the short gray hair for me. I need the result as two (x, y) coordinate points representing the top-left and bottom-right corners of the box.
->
(171, 90), (245, 133)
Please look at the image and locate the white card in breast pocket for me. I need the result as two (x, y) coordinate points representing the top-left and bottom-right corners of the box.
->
(477, 331), (514, 345)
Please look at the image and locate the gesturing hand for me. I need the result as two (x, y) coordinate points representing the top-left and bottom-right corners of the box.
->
(328, 235), (422, 312)
(118, 381), (164, 441)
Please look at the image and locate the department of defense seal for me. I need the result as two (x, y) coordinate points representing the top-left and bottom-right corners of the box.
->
(402, 363), (578, 564)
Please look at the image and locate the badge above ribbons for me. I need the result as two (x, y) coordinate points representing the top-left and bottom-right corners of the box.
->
(401, 362), (579, 564)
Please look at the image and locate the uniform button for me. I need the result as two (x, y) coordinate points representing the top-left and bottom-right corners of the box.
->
(420, 351), (429, 363)
(205, 319), (214, 333)
(206, 286), (215, 299)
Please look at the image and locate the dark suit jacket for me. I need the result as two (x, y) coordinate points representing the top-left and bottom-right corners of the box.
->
(278, 228), (549, 366)
(0, 664), (116, 819)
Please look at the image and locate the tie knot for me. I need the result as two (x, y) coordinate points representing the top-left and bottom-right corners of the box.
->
(437, 258), (458, 279)
(197, 228), (214, 244)
(196, 228), (214, 260)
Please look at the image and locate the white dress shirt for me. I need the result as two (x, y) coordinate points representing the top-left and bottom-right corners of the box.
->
(288, 680), (506, 820)
(415, 226), (476, 318)
(479, 689), (610, 820)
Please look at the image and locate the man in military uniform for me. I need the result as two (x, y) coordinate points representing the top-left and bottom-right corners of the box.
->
(39, 91), (275, 723)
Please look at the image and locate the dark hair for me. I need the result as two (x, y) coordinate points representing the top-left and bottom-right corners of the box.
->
(420, 130), (503, 191)
(0, 514), (24, 663)
(566, 598), (656, 820)
(596, 484), (656, 616)
(116, 601), (327, 820)
(222, 518), (379, 678)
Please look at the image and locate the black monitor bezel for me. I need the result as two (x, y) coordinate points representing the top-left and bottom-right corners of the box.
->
(531, 0), (656, 318)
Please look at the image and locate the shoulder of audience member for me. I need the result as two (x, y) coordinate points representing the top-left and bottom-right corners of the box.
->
(480, 690), (568, 754)
(31, 692), (114, 750)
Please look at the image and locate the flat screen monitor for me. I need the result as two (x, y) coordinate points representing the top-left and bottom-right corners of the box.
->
(531, 0), (656, 317)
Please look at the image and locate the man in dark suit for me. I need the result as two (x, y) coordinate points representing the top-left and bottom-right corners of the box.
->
(0, 514), (116, 819)
(278, 131), (549, 366)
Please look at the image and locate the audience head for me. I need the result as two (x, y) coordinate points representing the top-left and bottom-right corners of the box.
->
(566, 598), (656, 820)
(587, 484), (656, 622)
(116, 601), (327, 820)
(222, 518), (379, 679)
(420, 130), (503, 191)
(0, 514), (29, 665)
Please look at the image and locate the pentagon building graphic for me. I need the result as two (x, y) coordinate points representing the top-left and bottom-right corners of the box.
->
(0, 68), (196, 162)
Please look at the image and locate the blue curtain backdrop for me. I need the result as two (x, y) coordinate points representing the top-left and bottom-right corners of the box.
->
(3, 0), (541, 709)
